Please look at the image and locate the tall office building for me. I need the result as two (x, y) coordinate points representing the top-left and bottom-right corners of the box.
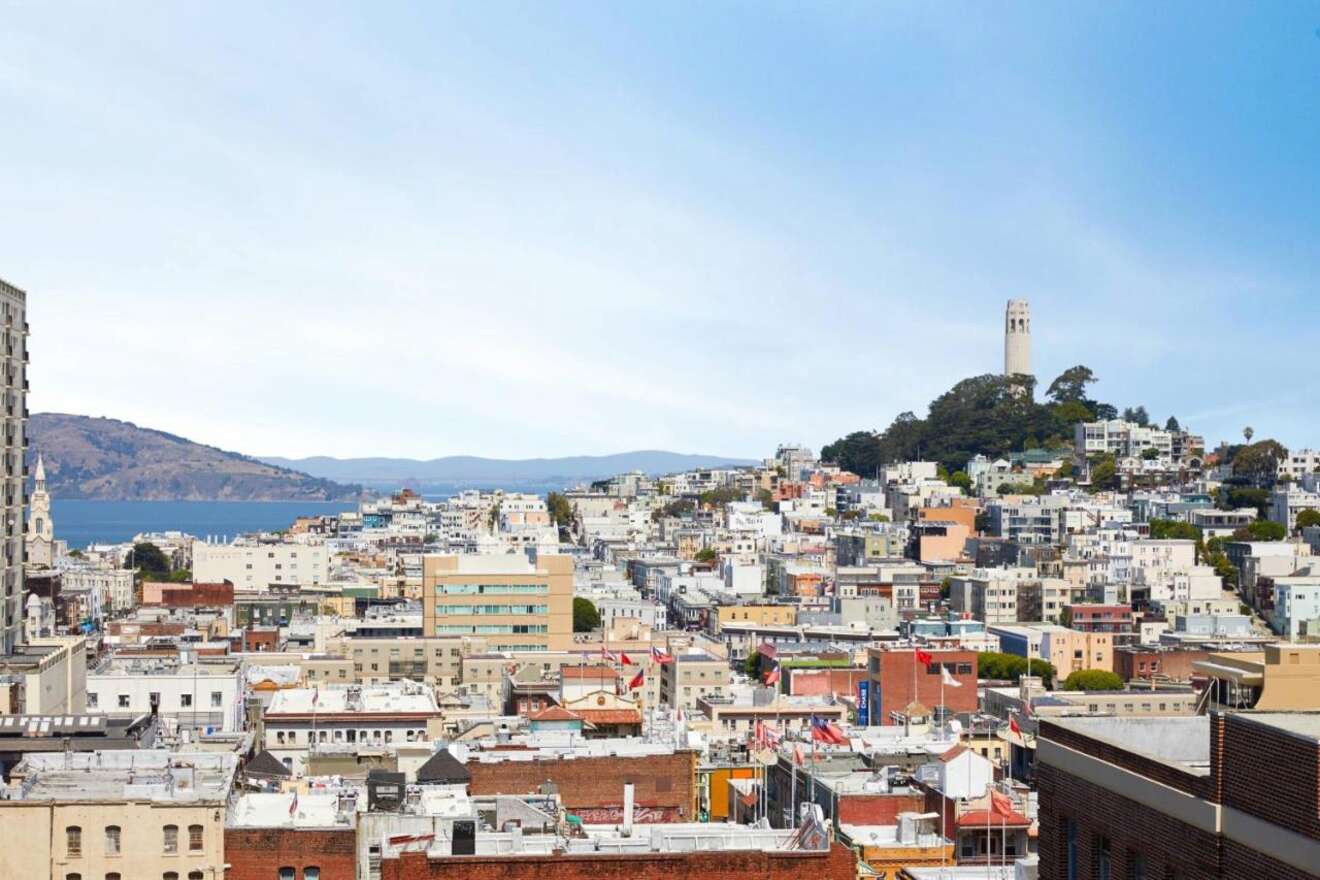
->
(422, 553), (573, 652)
(0, 277), (27, 652)
(1004, 298), (1032, 378)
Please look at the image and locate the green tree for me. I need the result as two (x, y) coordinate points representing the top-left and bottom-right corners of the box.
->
(572, 597), (601, 633)
(1062, 669), (1124, 691)
(1238, 520), (1286, 542)
(699, 486), (743, 508)
(1147, 519), (1202, 542)
(131, 542), (171, 577)
(756, 488), (774, 510)
(1122, 406), (1150, 427)
(976, 651), (1055, 688)
(949, 470), (973, 492)
(1045, 365), (1097, 405)
(1089, 454), (1119, 492)
(694, 548), (718, 563)
(1217, 485), (1271, 518)
(1164, 416), (1181, 432)
(744, 651), (761, 677)
(1295, 509), (1320, 531)
(867, 512), (890, 522)
(546, 492), (574, 528)
(651, 498), (695, 522)
(1053, 400), (1095, 426)
(1232, 440), (1287, 487)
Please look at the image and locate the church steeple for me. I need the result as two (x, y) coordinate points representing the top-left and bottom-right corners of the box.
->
(34, 453), (45, 489)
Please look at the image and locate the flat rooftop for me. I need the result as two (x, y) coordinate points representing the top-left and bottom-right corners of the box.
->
(1238, 712), (1320, 743)
(1046, 716), (1211, 773)
(8, 751), (236, 802)
(267, 685), (438, 715)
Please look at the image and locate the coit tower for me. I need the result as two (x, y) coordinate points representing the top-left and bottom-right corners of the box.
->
(1004, 299), (1031, 377)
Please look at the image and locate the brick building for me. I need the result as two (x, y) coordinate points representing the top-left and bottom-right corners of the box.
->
(1112, 645), (1209, 683)
(465, 748), (699, 823)
(1037, 712), (1320, 879)
(865, 648), (978, 725)
(225, 827), (357, 880)
(381, 838), (858, 880)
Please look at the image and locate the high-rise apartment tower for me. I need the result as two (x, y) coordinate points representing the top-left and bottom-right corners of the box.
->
(0, 277), (28, 652)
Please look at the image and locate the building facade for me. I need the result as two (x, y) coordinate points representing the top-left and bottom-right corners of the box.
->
(422, 553), (572, 652)
(0, 277), (26, 653)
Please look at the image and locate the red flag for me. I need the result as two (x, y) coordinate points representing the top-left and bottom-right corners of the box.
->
(1009, 715), (1022, 736)
(915, 648), (934, 666)
(764, 663), (781, 686)
(754, 720), (765, 746)
(619, 652), (633, 666)
(628, 669), (645, 690)
(991, 789), (1015, 816)
(288, 792), (299, 817)
(650, 645), (674, 664)
(602, 647), (618, 663)
(793, 744), (805, 766)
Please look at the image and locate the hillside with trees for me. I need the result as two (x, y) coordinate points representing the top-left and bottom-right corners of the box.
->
(821, 366), (1149, 476)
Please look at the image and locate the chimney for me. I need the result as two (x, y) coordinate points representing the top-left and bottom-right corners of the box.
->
(622, 782), (635, 836)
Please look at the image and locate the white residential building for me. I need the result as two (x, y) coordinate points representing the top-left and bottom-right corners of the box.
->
(1270, 484), (1320, 532)
(86, 657), (244, 733)
(1075, 419), (1174, 462)
(1278, 449), (1320, 481)
(192, 539), (329, 589)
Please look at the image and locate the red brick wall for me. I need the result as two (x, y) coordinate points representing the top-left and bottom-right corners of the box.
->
(1217, 713), (1320, 841)
(161, 582), (234, 607)
(870, 650), (977, 725)
(788, 669), (867, 699)
(465, 751), (697, 820)
(836, 792), (926, 825)
(225, 828), (357, 880)
(382, 840), (857, 880)
(1113, 648), (1208, 682)
(1036, 763), (1220, 880)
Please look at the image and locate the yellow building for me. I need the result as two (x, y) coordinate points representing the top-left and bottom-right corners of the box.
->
(0, 751), (234, 880)
(423, 554), (573, 652)
(839, 820), (955, 877)
(715, 603), (797, 633)
(1194, 643), (1320, 711)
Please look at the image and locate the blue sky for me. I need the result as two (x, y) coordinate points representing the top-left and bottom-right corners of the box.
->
(3, 3), (1318, 459)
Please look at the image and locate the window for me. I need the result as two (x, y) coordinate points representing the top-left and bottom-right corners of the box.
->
(67, 826), (82, 858)
(87, 692), (98, 708)
(107, 874), (122, 880)
(180, 693), (193, 708)
(1130, 852), (1147, 880)
(65, 875), (81, 880)
(188, 873), (203, 880)
(163, 824), (178, 854)
(163, 874), (178, 880)
(279, 869), (296, 880)
(188, 824), (203, 851)
(1065, 818), (1078, 880)
(303, 869), (320, 880)
(211, 691), (223, 708)
(105, 825), (121, 855)
(118, 694), (130, 709)
(1096, 835), (1111, 880)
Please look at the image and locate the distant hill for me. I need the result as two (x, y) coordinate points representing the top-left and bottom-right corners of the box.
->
(261, 450), (758, 493)
(28, 413), (364, 501)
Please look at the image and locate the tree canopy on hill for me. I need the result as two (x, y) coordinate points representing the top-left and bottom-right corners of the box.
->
(821, 367), (1127, 475)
